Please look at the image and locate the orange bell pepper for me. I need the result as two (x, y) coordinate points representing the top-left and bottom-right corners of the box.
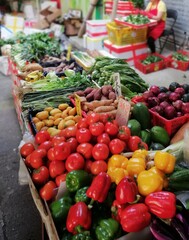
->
(132, 149), (148, 159)
(107, 155), (128, 184)
(149, 166), (168, 188)
(154, 151), (176, 174)
(126, 157), (146, 177)
(137, 170), (164, 196)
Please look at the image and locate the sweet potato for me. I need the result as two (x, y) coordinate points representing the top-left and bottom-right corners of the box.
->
(93, 106), (116, 113)
(101, 85), (113, 96)
(93, 88), (102, 100)
(84, 87), (94, 95)
(108, 91), (116, 101)
(86, 89), (98, 101)
(84, 99), (113, 110)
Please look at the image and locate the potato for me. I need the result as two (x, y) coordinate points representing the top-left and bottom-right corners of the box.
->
(44, 107), (54, 112)
(64, 120), (76, 127)
(43, 119), (54, 127)
(54, 118), (63, 126)
(32, 117), (40, 124)
(36, 111), (49, 120)
(58, 103), (69, 111)
(64, 115), (75, 121)
(47, 127), (60, 137)
(74, 115), (82, 123)
(58, 119), (66, 130)
(35, 121), (45, 131)
(69, 107), (76, 116)
(54, 112), (62, 119)
(50, 108), (62, 116)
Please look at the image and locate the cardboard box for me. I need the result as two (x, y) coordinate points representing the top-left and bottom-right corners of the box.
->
(104, 39), (148, 66)
(34, 16), (50, 29)
(40, 6), (61, 23)
(4, 14), (25, 33)
(64, 18), (82, 36)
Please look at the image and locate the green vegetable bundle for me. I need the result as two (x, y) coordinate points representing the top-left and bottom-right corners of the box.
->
(141, 55), (163, 65)
(125, 14), (150, 25)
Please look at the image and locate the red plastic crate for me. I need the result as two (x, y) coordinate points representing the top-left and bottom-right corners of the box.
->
(134, 53), (167, 74)
(166, 50), (189, 71)
(149, 109), (189, 137)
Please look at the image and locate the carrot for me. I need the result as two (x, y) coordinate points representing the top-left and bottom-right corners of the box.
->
(93, 106), (116, 113)
(170, 121), (189, 144)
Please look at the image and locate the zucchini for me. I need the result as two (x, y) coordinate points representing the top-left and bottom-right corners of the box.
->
(132, 102), (151, 130)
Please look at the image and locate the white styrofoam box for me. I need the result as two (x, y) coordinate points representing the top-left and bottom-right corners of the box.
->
(4, 14), (25, 33)
(23, 3), (35, 19)
(86, 19), (110, 37)
(0, 56), (10, 76)
(103, 40), (148, 65)
(84, 35), (108, 51)
(41, 1), (57, 10)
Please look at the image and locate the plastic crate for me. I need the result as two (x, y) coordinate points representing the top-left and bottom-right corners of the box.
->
(105, 0), (135, 10)
(134, 53), (167, 74)
(106, 21), (147, 46)
(86, 20), (110, 37)
(166, 50), (189, 71)
(149, 110), (189, 137)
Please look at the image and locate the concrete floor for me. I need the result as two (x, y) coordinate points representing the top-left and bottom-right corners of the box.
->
(0, 51), (189, 240)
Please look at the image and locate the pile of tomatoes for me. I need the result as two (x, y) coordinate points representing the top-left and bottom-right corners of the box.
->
(20, 112), (148, 201)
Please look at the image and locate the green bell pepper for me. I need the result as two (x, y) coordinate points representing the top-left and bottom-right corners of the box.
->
(95, 218), (120, 240)
(74, 186), (90, 203)
(66, 170), (92, 192)
(72, 231), (93, 240)
(50, 196), (72, 223)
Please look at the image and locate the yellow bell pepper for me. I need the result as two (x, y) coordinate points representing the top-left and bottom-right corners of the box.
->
(107, 155), (129, 184)
(126, 157), (146, 177)
(137, 170), (164, 196)
(132, 149), (148, 159)
(154, 151), (176, 174)
(149, 166), (168, 188)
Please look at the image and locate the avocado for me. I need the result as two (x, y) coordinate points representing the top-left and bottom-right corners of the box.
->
(127, 119), (141, 136)
(150, 126), (170, 147)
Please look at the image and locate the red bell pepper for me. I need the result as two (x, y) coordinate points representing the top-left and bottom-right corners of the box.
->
(86, 172), (111, 205)
(66, 202), (92, 234)
(120, 203), (151, 232)
(111, 200), (126, 222)
(115, 176), (138, 204)
(145, 191), (176, 219)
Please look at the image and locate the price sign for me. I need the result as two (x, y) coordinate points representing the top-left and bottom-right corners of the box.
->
(74, 94), (82, 116)
(116, 98), (131, 126)
(66, 44), (72, 61)
(112, 73), (122, 97)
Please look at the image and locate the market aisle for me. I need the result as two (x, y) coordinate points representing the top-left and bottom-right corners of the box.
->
(0, 73), (41, 240)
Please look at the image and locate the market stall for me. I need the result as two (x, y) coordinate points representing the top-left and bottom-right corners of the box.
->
(1, 1), (189, 239)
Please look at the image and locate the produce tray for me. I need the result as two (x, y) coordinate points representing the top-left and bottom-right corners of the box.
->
(115, 17), (157, 29)
(150, 110), (189, 137)
(166, 50), (189, 71)
(106, 21), (147, 46)
(134, 53), (167, 74)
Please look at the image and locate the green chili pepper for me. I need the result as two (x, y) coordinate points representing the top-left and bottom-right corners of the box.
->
(74, 186), (90, 203)
(95, 218), (120, 240)
(66, 170), (92, 192)
(50, 196), (72, 223)
(72, 231), (93, 240)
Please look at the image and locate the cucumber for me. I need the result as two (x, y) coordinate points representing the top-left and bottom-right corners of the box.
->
(132, 102), (151, 130)
(127, 119), (141, 136)
(150, 126), (170, 147)
(168, 169), (189, 191)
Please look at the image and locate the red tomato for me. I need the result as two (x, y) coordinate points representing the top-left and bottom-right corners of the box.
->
(105, 122), (118, 136)
(92, 143), (109, 161)
(84, 159), (93, 173)
(89, 122), (105, 136)
(128, 136), (143, 152)
(90, 161), (108, 175)
(66, 137), (78, 153)
(65, 153), (85, 172)
(35, 130), (51, 145)
(34, 148), (47, 158)
(77, 143), (93, 159)
(38, 141), (52, 151)
(30, 150), (45, 169)
(54, 142), (71, 161)
(97, 133), (111, 145)
(55, 173), (67, 187)
(86, 112), (100, 125)
(64, 126), (77, 139)
(49, 161), (65, 178)
(99, 113), (114, 124)
(39, 181), (57, 201)
(25, 154), (32, 168)
(32, 166), (49, 185)
(20, 142), (35, 158)
(58, 129), (66, 137)
(77, 118), (89, 129)
(47, 147), (56, 161)
(76, 128), (92, 143)
(109, 138), (125, 154)
(51, 136), (66, 146)
(117, 126), (131, 142)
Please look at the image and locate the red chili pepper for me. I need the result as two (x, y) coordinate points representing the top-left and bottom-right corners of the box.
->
(120, 203), (151, 232)
(145, 191), (176, 219)
(66, 202), (91, 234)
(111, 200), (126, 222)
(86, 172), (111, 204)
(115, 176), (138, 204)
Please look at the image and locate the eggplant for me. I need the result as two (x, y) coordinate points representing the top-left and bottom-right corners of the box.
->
(171, 217), (188, 240)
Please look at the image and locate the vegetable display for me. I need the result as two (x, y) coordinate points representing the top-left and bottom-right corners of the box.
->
(141, 55), (163, 65)
(125, 14), (150, 25)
